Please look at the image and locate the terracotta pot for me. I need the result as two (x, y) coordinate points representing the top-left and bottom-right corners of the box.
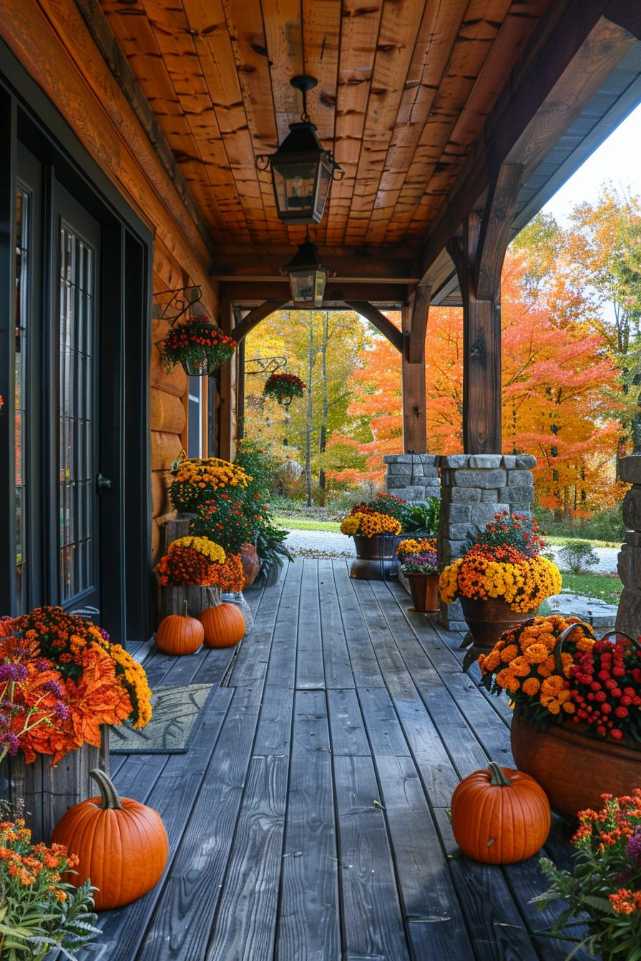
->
(460, 596), (536, 653)
(350, 534), (400, 581)
(407, 572), (439, 613)
(239, 542), (261, 587)
(511, 714), (641, 818)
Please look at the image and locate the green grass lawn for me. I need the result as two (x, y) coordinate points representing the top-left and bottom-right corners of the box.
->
(274, 515), (341, 532)
(546, 534), (621, 549)
(273, 514), (623, 549)
(561, 572), (622, 605)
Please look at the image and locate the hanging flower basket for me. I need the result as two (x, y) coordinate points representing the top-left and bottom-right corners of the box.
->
(159, 318), (237, 377)
(263, 372), (306, 406)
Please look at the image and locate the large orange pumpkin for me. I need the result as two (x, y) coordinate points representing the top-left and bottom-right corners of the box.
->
(451, 762), (551, 864)
(199, 602), (245, 648)
(52, 769), (169, 911)
(155, 606), (204, 655)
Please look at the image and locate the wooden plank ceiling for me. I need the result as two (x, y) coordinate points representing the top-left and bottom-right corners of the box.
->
(100, 0), (554, 253)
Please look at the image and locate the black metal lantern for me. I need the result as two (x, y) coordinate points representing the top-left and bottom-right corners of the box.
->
(257, 75), (342, 225)
(285, 241), (329, 307)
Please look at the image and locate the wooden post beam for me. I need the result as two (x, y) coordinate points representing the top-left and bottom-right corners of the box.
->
(218, 295), (235, 461)
(401, 301), (427, 454)
(344, 302), (404, 353)
(447, 164), (525, 454)
(405, 284), (431, 364)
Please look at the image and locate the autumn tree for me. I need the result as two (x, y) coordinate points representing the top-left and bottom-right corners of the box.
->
(243, 309), (369, 499)
(334, 256), (620, 515)
(515, 188), (641, 450)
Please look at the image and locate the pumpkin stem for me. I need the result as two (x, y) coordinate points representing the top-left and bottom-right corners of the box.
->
(183, 598), (189, 618)
(488, 762), (512, 787)
(90, 768), (123, 810)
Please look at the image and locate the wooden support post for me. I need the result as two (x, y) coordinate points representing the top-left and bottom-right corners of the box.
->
(218, 295), (235, 460)
(401, 288), (429, 454)
(447, 164), (524, 454)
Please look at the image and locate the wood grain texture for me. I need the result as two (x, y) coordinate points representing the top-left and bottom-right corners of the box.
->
(71, 561), (586, 960)
(92, 0), (559, 251)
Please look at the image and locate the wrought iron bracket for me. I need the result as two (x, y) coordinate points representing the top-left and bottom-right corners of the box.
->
(154, 285), (203, 325)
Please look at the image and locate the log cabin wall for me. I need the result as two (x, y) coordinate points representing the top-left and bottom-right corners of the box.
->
(0, 0), (220, 567)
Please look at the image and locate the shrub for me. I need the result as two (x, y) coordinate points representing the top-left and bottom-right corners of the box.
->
(401, 497), (440, 535)
(558, 540), (599, 574)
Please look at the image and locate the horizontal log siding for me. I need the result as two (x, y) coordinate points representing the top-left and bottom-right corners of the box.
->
(0, 0), (220, 566)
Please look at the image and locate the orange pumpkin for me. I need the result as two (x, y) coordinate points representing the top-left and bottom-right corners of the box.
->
(155, 604), (204, 655)
(52, 769), (169, 911)
(451, 762), (551, 864)
(199, 602), (245, 648)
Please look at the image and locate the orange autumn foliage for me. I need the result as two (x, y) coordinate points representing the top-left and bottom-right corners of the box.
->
(332, 256), (622, 513)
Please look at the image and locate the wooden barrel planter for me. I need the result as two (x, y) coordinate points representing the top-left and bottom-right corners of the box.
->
(157, 512), (221, 618)
(350, 535), (400, 581)
(511, 714), (641, 818)
(407, 573), (440, 614)
(0, 732), (109, 842)
(461, 597), (537, 655)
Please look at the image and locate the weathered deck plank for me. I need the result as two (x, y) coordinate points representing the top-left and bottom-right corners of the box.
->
(83, 561), (578, 961)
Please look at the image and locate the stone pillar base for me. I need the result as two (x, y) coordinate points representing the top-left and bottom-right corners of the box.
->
(384, 454), (440, 502)
(616, 457), (641, 637)
(437, 453), (536, 629)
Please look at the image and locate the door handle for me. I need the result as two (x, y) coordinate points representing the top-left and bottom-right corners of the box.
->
(96, 473), (113, 491)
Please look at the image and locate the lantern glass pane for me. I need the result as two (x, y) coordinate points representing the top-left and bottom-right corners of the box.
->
(290, 270), (316, 304)
(315, 162), (332, 220)
(314, 269), (328, 307)
(272, 162), (318, 218)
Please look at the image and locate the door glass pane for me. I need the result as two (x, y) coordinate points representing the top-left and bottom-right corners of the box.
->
(58, 224), (95, 602)
(188, 375), (202, 457)
(14, 189), (30, 613)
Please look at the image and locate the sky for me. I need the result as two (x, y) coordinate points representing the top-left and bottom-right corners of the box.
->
(542, 101), (641, 222)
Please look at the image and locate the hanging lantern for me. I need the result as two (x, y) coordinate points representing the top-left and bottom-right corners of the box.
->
(285, 241), (329, 307)
(257, 76), (342, 225)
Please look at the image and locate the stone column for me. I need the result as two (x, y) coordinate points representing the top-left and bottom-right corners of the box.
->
(384, 454), (441, 502)
(616, 456), (641, 636)
(438, 453), (536, 629)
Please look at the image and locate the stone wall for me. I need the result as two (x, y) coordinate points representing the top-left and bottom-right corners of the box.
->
(384, 454), (441, 502)
(438, 453), (536, 629)
(616, 456), (641, 636)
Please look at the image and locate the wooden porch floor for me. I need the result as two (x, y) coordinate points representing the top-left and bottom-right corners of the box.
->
(84, 560), (581, 961)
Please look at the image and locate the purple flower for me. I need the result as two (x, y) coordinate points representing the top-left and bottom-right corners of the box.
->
(53, 702), (71, 722)
(0, 663), (28, 683)
(627, 828), (641, 864)
(43, 680), (63, 699)
(35, 659), (50, 672)
(0, 732), (20, 756)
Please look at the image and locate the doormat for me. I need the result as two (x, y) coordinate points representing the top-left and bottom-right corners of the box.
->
(110, 683), (213, 754)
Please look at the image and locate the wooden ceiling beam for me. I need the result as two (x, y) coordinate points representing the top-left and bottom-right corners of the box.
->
(221, 281), (409, 304)
(209, 246), (419, 283)
(418, 0), (638, 281)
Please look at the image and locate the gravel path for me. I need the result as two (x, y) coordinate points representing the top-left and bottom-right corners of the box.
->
(284, 528), (621, 573)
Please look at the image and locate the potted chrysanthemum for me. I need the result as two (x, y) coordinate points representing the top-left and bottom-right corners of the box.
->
(263, 372), (306, 406)
(397, 538), (439, 613)
(159, 318), (236, 376)
(439, 512), (561, 656)
(479, 616), (641, 817)
(340, 496), (404, 580)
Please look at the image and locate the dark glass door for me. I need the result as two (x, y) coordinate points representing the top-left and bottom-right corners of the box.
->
(53, 183), (101, 610)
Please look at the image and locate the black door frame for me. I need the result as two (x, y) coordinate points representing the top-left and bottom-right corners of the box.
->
(0, 38), (153, 642)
